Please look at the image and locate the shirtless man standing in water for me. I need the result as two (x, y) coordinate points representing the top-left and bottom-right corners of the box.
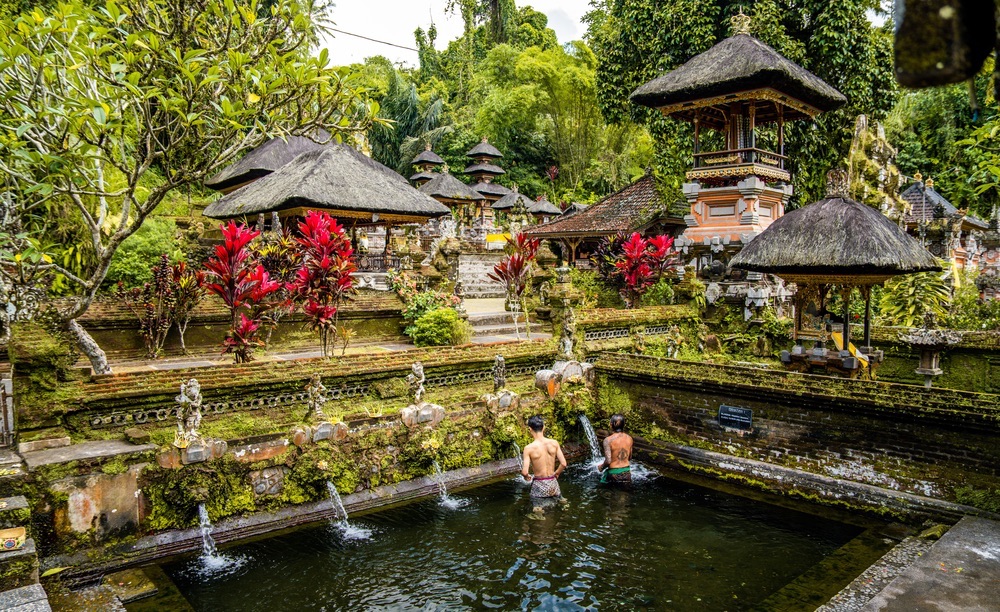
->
(599, 414), (633, 486)
(522, 415), (567, 512)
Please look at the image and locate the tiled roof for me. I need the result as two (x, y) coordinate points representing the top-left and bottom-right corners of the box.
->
(523, 174), (682, 237)
(901, 183), (988, 229)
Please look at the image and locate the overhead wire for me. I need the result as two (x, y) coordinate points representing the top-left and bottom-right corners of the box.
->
(328, 28), (419, 52)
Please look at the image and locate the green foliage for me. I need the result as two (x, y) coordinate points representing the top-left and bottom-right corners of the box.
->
(889, 59), (997, 218)
(0, 0), (378, 331)
(104, 219), (182, 289)
(946, 269), (1000, 331)
(954, 486), (1000, 513)
(569, 268), (623, 309)
(640, 277), (675, 306)
(410, 308), (473, 347)
(879, 270), (951, 327)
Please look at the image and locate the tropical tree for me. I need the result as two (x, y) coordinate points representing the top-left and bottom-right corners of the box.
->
(289, 211), (357, 358)
(0, 0), (378, 373)
(878, 270), (951, 328)
(488, 233), (539, 338)
(204, 223), (282, 363)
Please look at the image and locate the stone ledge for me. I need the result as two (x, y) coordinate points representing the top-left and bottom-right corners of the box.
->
(21, 441), (157, 471)
(0, 584), (50, 612)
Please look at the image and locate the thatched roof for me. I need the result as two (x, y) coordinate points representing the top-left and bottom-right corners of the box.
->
(901, 182), (988, 230)
(528, 197), (563, 216)
(409, 171), (436, 183)
(467, 138), (503, 159)
(492, 191), (532, 210)
(464, 163), (506, 176)
(203, 145), (450, 221)
(412, 147), (445, 166)
(418, 172), (483, 202)
(523, 173), (684, 238)
(473, 181), (512, 198)
(731, 172), (939, 279)
(204, 131), (331, 192)
(630, 34), (846, 127)
(563, 202), (590, 216)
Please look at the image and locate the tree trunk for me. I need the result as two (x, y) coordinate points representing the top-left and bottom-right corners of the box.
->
(67, 319), (112, 375)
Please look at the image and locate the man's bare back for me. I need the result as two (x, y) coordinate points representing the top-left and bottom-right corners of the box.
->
(523, 438), (565, 479)
(601, 432), (633, 470)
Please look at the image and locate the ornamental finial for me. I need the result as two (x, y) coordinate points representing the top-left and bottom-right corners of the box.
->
(825, 169), (850, 198)
(731, 8), (752, 35)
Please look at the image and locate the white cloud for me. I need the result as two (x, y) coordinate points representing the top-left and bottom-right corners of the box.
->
(320, 0), (592, 67)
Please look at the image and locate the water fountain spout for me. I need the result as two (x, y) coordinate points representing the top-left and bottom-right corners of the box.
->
(578, 414), (604, 468)
(326, 481), (372, 540)
(198, 503), (218, 558)
(431, 461), (469, 510)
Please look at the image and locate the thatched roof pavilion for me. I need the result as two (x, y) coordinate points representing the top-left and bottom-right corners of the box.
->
(203, 145), (450, 225)
(410, 144), (446, 187)
(467, 138), (503, 159)
(630, 32), (846, 128)
(527, 196), (562, 219)
(731, 170), (939, 376)
(204, 132), (331, 194)
(473, 181), (512, 199)
(731, 173), (939, 284)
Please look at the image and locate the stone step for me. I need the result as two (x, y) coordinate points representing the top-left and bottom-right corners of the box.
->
(467, 312), (525, 326)
(473, 323), (539, 337)
(0, 583), (51, 612)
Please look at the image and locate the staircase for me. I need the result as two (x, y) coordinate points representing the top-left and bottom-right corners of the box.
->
(458, 254), (506, 299)
(468, 311), (528, 338)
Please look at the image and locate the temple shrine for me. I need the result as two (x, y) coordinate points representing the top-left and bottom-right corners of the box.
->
(629, 11), (847, 277)
(900, 174), (989, 271)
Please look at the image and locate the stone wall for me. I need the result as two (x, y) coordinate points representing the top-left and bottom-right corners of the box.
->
(595, 353), (1000, 516)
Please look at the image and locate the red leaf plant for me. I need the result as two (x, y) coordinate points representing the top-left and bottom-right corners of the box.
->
(488, 233), (540, 339)
(204, 222), (281, 363)
(610, 232), (676, 308)
(288, 210), (357, 357)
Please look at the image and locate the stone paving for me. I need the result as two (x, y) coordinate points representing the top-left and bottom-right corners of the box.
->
(0, 584), (51, 612)
(818, 536), (933, 612)
(861, 516), (1000, 611)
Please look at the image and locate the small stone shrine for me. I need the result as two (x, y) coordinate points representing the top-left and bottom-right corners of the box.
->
(401, 362), (445, 428)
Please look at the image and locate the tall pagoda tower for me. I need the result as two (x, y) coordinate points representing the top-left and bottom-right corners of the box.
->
(630, 12), (846, 275)
(465, 138), (511, 224)
(409, 143), (445, 187)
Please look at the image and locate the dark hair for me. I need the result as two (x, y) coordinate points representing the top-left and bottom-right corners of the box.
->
(610, 414), (625, 433)
(527, 415), (545, 432)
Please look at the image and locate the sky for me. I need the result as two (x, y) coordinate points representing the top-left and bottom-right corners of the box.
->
(320, 0), (594, 67)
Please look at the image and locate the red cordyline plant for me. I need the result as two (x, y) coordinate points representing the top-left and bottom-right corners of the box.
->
(612, 232), (675, 308)
(289, 210), (357, 357)
(204, 222), (281, 363)
(488, 233), (540, 339)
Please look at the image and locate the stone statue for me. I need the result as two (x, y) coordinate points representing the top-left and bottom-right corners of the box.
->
(492, 355), (506, 392)
(538, 281), (551, 307)
(560, 302), (577, 358)
(305, 374), (328, 420)
(174, 378), (203, 448)
(407, 362), (426, 403)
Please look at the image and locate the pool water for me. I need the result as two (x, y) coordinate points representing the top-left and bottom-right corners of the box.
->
(162, 466), (864, 611)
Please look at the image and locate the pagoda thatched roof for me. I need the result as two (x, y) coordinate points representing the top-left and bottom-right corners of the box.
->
(205, 131), (331, 192)
(731, 175), (939, 280)
(528, 198), (562, 216)
(630, 34), (846, 127)
(412, 147), (445, 166)
(464, 163), (506, 176)
(409, 171), (436, 183)
(473, 181), (512, 198)
(418, 172), (482, 201)
(467, 138), (503, 159)
(492, 191), (532, 210)
(203, 145), (450, 222)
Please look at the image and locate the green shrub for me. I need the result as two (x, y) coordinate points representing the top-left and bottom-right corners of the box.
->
(410, 308), (473, 347)
(105, 218), (183, 288)
(569, 268), (623, 308)
(641, 277), (675, 306)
